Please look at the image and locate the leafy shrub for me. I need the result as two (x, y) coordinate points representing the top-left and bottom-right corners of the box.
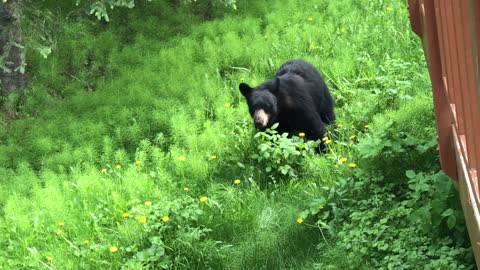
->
(357, 94), (438, 180)
(251, 124), (320, 180)
(333, 170), (473, 269)
(123, 195), (224, 269)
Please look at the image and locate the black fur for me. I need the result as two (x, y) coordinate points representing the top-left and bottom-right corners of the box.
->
(239, 59), (335, 146)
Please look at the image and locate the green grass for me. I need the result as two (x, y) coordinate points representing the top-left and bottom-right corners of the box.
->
(0, 0), (474, 269)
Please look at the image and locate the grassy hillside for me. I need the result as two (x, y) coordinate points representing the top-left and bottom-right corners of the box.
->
(0, 0), (474, 269)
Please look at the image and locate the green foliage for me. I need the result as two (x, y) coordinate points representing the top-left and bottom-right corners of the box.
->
(327, 169), (472, 269)
(75, 0), (237, 22)
(251, 123), (320, 179)
(0, 0), (475, 269)
(357, 94), (439, 179)
(122, 195), (225, 269)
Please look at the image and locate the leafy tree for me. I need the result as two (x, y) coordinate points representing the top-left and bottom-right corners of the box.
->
(0, 0), (25, 97)
(0, 0), (237, 100)
(76, 0), (237, 22)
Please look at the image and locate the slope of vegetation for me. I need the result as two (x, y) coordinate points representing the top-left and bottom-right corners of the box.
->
(0, 0), (474, 269)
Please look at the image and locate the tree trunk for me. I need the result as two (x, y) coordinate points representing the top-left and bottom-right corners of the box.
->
(0, 0), (25, 96)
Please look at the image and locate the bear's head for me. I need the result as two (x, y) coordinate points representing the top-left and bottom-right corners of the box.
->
(239, 79), (279, 130)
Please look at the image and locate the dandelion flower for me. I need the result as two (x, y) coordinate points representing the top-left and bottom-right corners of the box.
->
(139, 216), (147, 223)
(210, 155), (217, 160)
(183, 187), (189, 191)
(325, 139), (332, 144)
(58, 221), (65, 227)
(337, 124), (343, 128)
(178, 155), (186, 161)
(115, 164), (121, 169)
(101, 168), (107, 173)
(84, 240), (90, 244)
(162, 216), (170, 222)
(349, 163), (357, 168)
(308, 17), (313, 21)
(234, 179), (241, 185)
(349, 135), (356, 140)
(351, 124), (355, 129)
(46, 256), (53, 262)
(240, 77), (245, 82)
(298, 132), (305, 137)
(135, 160), (142, 165)
(322, 136), (329, 142)
(339, 157), (348, 164)
(56, 229), (63, 235)
(122, 213), (129, 218)
(224, 103), (231, 108)
(144, 201), (152, 207)
(200, 196), (208, 203)
(364, 124), (369, 129)
(386, 6), (393, 11)
(309, 44), (315, 50)
(264, 35), (268, 39)
(109, 246), (118, 253)
(297, 217), (304, 224)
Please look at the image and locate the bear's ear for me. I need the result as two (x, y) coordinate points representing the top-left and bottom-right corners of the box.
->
(239, 83), (252, 97)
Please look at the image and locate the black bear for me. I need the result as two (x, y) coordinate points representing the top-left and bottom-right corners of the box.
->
(239, 59), (335, 148)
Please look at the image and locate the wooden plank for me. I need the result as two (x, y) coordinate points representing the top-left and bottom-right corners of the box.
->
(420, 0), (458, 179)
(444, 0), (466, 135)
(454, 125), (480, 266)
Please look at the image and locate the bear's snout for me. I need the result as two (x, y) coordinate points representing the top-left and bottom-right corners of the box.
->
(254, 109), (269, 129)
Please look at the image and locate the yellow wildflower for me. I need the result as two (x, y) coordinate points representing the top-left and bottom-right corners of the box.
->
(298, 132), (305, 137)
(210, 155), (217, 160)
(183, 187), (189, 191)
(325, 139), (332, 144)
(56, 229), (62, 235)
(309, 44), (315, 50)
(109, 246), (118, 253)
(264, 35), (268, 39)
(84, 240), (90, 244)
(349, 163), (357, 168)
(115, 164), (121, 169)
(178, 155), (186, 161)
(234, 179), (241, 185)
(200, 196), (208, 203)
(46, 256), (53, 262)
(139, 216), (147, 223)
(135, 160), (142, 165)
(144, 201), (152, 207)
(308, 17), (313, 21)
(224, 102), (231, 108)
(240, 77), (245, 82)
(101, 168), (107, 173)
(364, 124), (369, 129)
(162, 216), (170, 222)
(297, 217), (304, 224)
(349, 135), (356, 140)
(322, 136), (329, 142)
(58, 221), (65, 227)
(122, 213), (129, 218)
(386, 6), (393, 11)
(337, 124), (343, 128)
(339, 157), (348, 164)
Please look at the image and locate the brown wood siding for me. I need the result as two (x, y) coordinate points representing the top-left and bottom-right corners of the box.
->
(409, 0), (480, 266)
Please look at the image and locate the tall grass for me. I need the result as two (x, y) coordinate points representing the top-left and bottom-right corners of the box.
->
(0, 0), (473, 269)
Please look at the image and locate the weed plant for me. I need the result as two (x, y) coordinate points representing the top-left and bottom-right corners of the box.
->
(0, 0), (474, 269)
